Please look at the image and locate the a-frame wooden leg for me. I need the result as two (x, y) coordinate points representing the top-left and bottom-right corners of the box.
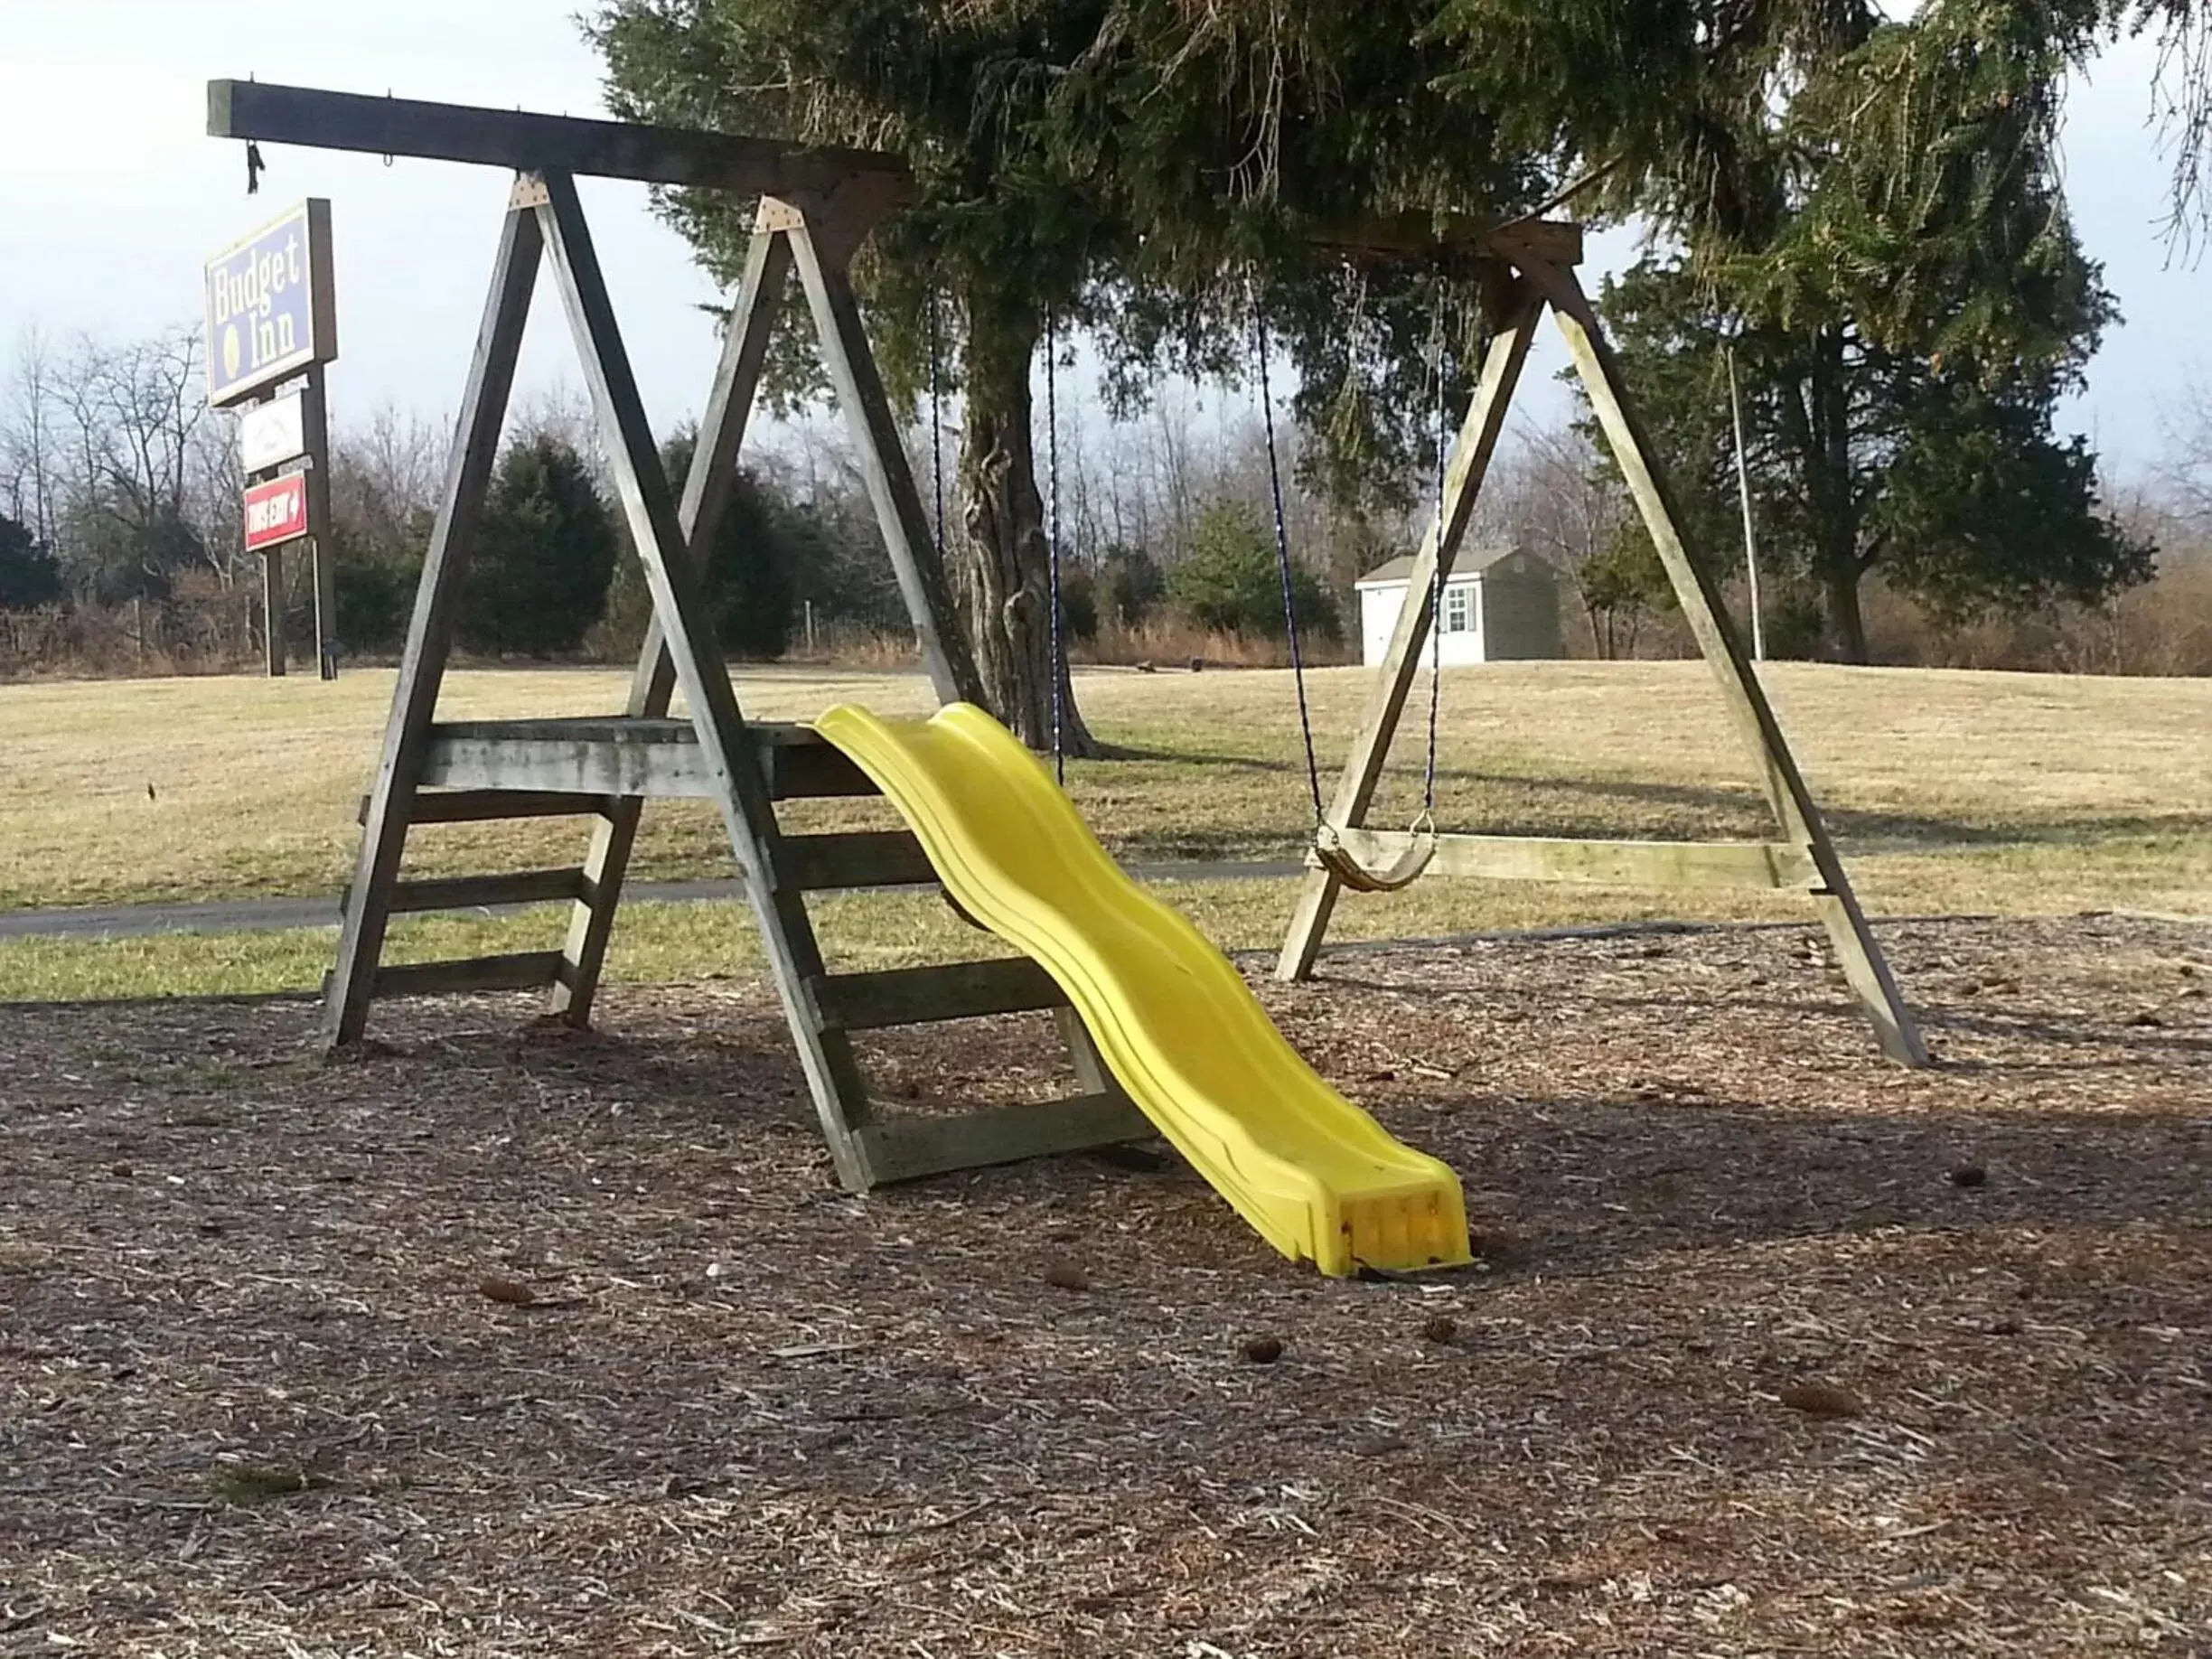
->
(1275, 284), (1547, 982)
(775, 197), (981, 707)
(535, 170), (887, 1187)
(548, 224), (794, 1026)
(1526, 259), (1927, 1066)
(323, 197), (544, 1049)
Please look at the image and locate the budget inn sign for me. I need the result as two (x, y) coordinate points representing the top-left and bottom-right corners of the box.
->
(203, 198), (337, 407)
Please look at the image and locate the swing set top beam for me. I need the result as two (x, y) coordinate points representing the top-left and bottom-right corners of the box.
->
(1308, 214), (1583, 269)
(208, 80), (914, 201)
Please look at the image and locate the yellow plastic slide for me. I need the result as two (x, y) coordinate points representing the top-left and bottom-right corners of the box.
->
(811, 702), (1472, 1278)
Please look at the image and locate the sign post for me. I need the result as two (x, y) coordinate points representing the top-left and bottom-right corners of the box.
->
(205, 199), (338, 678)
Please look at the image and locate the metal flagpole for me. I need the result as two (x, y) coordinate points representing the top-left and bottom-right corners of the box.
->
(1726, 343), (1766, 664)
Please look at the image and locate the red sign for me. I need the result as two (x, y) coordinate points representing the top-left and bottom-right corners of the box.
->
(243, 473), (308, 552)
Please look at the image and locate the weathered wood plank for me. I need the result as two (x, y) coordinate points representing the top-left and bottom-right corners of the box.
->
(419, 726), (713, 798)
(776, 830), (938, 892)
(761, 738), (876, 801)
(370, 951), (566, 998)
(782, 204), (979, 706)
(323, 202), (542, 1049)
(810, 957), (1068, 1031)
(1275, 283), (1546, 982)
(859, 1092), (1155, 1186)
(538, 169), (882, 1190)
(415, 719), (876, 800)
(1528, 258), (1927, 1066)
(1320, 830), (1820, 891)
(393, 790), (615, 825)
(383, 869), (586, 914)
(1311, 214), (1584, 267)
(208, 80), (910, 195)
(556, 224), (796, 1026)
(427, 717), (697, 743)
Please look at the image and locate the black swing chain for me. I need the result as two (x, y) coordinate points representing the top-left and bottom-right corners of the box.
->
(1423, 298), (1450, 820)
(1045, 309), (1065, 784)
(1251, 296), (1327, 826)
(927, 290), (947, 562)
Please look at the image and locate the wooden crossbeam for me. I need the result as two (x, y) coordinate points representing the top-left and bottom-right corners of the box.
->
(415, 717), (875, 801)
(208, 80), (911, 197)
(859, 1092), (1155, 1185)
(383, 869), (588, 914)
(1308, 215), (1583, 268)
(370, 951), (567, 998)
(394, 790), (614, 825)
(811, 958), (1066, 1031)
(775, 830), (940, 892)
(1317, 831), (1819, 891)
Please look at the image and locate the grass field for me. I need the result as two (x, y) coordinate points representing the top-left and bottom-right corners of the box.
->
(2, 660), (2207, 999)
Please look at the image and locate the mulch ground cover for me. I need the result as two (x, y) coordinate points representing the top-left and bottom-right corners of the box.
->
(2, 913), (2207, 1656)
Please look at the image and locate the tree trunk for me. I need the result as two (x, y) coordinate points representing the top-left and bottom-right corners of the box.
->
(1823, 564), (1869, 663)
(952, 294), (1097, 758)
(1805, 327), (1870, 664)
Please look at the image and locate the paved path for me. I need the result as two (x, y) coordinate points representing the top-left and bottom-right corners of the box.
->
(0, 862), (1309, 942)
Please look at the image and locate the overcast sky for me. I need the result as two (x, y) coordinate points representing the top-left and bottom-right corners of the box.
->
(1, 1), (2202, 479)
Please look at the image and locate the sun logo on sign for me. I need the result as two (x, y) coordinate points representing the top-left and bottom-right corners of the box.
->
(222, 326), (242, 382)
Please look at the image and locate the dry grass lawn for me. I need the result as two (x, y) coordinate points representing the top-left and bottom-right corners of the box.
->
(1, 659), (2206, 913)
(0, 661), (2206, 1002)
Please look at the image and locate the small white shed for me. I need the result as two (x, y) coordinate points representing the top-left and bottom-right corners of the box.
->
(1354, 543), (1563, 667)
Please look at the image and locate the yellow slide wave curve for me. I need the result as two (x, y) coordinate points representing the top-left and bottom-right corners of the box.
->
(812, 702), (1472, 1278)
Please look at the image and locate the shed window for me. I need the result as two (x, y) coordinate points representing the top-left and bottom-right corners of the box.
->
(1441, 583), (1473, 633)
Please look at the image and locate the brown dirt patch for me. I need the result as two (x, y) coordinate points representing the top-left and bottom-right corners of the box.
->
(2, 914), (2207, 1655)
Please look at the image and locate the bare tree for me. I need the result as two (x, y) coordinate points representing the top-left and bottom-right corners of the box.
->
(2156, 377), (2212, 534)
(1486, 421), (1645, 658)
(31, 326), (214, 602)
(0, 325), (63, 548)
(329, 404), (446, 553)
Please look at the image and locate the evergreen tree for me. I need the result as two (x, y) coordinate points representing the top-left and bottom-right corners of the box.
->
(590, 2), (1532, 747)
(458, 436), (619, 658)
(0, 512), (62, 610)
(666, 432), (800, 659)
(1167, 501), (1339, 642)
(1578, 1), (2152, 657)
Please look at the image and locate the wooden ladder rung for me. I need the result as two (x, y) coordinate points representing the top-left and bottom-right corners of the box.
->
(775, 830), (937, 892)
(382, 869), (587, 914)
(860, 1091), (1155, 1185)
(370, 789), (616, 825)
(369, 951), (567, 998)
(811, 957), (1066, 1031)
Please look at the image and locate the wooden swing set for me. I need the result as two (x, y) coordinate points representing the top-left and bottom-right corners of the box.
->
(212, 78), (1918, 1211)
(1252, 223), (1926, 1067)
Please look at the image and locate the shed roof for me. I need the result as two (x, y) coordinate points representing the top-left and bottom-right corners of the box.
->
(1354, 543), (1548, 588)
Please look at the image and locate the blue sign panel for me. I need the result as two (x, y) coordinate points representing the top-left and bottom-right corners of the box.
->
(205, 199), (336, 407)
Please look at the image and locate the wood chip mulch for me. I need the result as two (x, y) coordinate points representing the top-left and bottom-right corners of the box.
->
(2, 914), (2207, 1656)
